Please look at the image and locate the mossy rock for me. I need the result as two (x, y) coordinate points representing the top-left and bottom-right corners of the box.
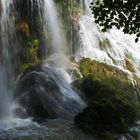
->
(80, 58), (128, 81)
(82, 75), (117, 101)
(79, 58), (133, 94)
(75, 74), (140, 137)
(75, 99), (130, 135)
(75, 91), (140, 137)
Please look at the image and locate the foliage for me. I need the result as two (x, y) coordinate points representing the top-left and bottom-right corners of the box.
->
(90, 0), (140, 42)
(80, 58), (129, 80)
(20, 38), (40, 72)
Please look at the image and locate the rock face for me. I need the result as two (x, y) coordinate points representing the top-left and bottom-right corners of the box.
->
(15, 65), (86, 120)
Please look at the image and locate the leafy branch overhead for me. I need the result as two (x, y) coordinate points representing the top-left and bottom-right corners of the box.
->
(90, 0), (140, 42)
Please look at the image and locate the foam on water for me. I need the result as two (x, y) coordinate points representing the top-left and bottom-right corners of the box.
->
(0, 117), (38, 131)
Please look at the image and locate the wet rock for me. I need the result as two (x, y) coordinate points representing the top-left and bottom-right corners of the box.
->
(15, 65), (86, 120)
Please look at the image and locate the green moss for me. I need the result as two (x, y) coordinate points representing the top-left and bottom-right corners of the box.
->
(79, 58), (93, 77)
(79, 58), (132, 94)
(78, 58), (140, 101)
(80, 58), (127, 79)
(20, 38), (41, 73)
(99, 38), (111, 50)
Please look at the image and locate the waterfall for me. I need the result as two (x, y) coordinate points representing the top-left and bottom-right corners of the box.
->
(41, 0), (69, 67)
(0, 0), (19, 117)
(13, 0), (86, 120)
(77, 0), (140, 76)
(0, 1), (140, 139)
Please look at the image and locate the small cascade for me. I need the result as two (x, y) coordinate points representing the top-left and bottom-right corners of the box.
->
(42, 0), (69, 67)
(77, 0), (140, 75)
(0, 0), (19, 117)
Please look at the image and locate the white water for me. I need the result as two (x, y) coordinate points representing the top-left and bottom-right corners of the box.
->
(41, 0), (85, 109)
(0, 117), (38, 130)
(77, 0), (140, 76)
(42, 0), (69, 67)
(0, 0), (19, 117)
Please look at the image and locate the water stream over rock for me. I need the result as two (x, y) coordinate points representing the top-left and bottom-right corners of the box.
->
(0, 0), (19, 118)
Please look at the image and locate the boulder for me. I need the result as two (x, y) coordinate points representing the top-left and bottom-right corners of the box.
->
(15, 65), (86, 120)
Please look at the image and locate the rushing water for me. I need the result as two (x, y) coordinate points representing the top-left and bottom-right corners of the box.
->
(77, 0), (140, 76)
(41, 0), (69, 67)
(1, 0), (140, 139)
(0, 0), (19, 117)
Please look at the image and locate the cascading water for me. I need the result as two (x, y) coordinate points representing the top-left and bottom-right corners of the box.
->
(14, 0), (86, 120)
(42, 0), (69, 67)
(0, 0), (19, 117)
(0, 1), (87, 138)
(77, 0), (140, 76)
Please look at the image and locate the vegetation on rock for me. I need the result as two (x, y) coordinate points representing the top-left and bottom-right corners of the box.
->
(75, 58), (140, 138)
(79, 58), (128, 79)
(19, 36), (42, 73)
